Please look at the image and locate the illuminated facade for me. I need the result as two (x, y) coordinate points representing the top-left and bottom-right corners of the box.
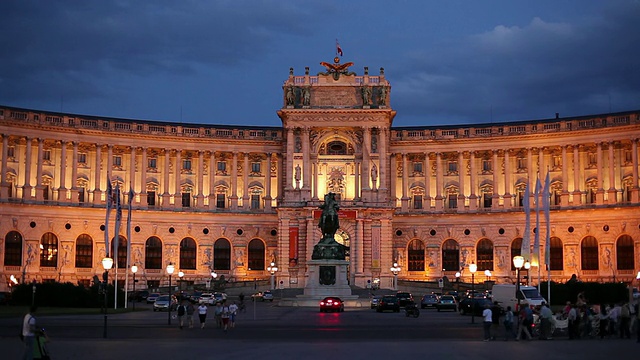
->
(1, 58), (640, 292)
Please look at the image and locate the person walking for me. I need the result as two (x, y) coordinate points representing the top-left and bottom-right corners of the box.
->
(538, 302), (553, 340)
(22, 305), (37, 360)
(214, 302), (224, 328)
(598, 305), (610, 339)
(221, 302), (231, 333)
(619, 302), (631, 339)
(197, 303), (208, 329)
(567, 303), (579, 339)
(229, 301), (239, 328)
(503, 306), (515, 340)
(516, 306), (533, 341)
(177, 301), (187, 329)
(490, 301), (501, 340)
(482, 304), (493, 342)
(186, 301), (195, 329)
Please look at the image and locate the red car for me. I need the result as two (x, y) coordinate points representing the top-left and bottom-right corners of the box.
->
(319, 297), (344, 313)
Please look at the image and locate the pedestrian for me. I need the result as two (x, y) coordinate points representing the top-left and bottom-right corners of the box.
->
(503, 306), (515, 340)
(214, 302), (223, 328)
(221, 302), (231, 332)
(538, 302), (553, 340)
(491, 301), (501, 340)
(598, 305), (609, 339)
(619, 302), (631, 339)
(22, 305), (37, 360)
(567, 303), (579, 339)
(239, 292), (245, 303)
(186, 301), (195, 329)
(636, 302), (640, 343)
(177, 301), (187, 329)
(516, 306), (532, 341)
(482, 304), (492, 342)
(198, 302), (208, 329)
(229, 301), (239, 328)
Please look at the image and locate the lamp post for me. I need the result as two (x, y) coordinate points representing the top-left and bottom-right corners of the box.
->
(267, 262), (278, 290)
(178, 271), (184, 292)
(131, 265), (138, 311)
(102, 257), (113, 338)
(469, 262), (477, 324)
(513, 256), (525, 313)
(524, 260), (531, 286)
(166, 263), (175, 325)
(455, 271), (461, 294)
(484, 269), (492, 282)
(31, 281), (36, 307)
(390, 262), (401, 290)
(211, 270), (218, 290)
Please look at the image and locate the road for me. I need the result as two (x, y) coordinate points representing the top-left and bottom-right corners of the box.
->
(0, 300), (633, 359)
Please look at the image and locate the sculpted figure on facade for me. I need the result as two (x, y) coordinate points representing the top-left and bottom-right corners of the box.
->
(378, 86), (387, 106)
(361, 86), (372, 106)
(285, 86), (295, 106)
(302, 87), (311, 106)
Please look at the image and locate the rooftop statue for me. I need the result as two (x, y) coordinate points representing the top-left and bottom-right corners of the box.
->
(312, 192), (346, 260)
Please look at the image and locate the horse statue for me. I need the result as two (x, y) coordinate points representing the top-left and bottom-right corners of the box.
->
(313, 192), (346, 260)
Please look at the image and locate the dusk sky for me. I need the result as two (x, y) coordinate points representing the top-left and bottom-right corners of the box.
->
(1, 1), (638, 128)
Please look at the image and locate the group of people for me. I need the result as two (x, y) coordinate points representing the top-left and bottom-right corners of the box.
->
(481, 296), (640, 342)
(178, 298), (242, 333)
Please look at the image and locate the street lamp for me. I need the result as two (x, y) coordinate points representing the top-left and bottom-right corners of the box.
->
(131, 265), (138, 311)
(390, 262), (401, 290)
(178, 271), (184, 292)
(484, 269), (492, 282)
(513, 255), (525, 313)
(524, 260), (531, 286)
(469, 262), (477, 324)
(455, 271), (461, 294)
(166, 263), (175, 325)
(102, 257), (113, 338)
(210, 270), (218, 290)
(267, 262), (278, 290)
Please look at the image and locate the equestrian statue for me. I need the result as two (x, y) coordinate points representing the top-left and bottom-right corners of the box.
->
(312, 192), (346, 260)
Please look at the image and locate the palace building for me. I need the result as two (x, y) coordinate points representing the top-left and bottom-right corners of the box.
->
(1, 57), (639, 292)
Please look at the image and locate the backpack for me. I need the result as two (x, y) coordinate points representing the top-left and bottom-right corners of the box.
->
(621, 304), (630, 318)
(177, 305), (186, 316)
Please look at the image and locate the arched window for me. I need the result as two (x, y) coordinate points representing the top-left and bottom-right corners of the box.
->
(581, 236), (598, 270)
(248, 239), (265, 270)
(510, 238), (523, 271)
(110, 235), (127, 269)
(476, 238), (494, 271)
(40, 232), (58, 267)
(180, 237), (197, 270)
(214, 238), (231, 271)
(75, 234), (93, 268)
(145, 236), (163, 269)
(442, 239), (459, 271)
(616, 235), (634, 270)
(550, 237), (563, 271)
(4, 231), (23, 266)
(407, 239), (425, 271)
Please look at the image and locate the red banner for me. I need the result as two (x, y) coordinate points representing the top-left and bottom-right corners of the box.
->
(312, 209), (357, 219)
(289, 227), (298, 266)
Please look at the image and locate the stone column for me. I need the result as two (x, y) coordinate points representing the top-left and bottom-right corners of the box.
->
(538, 148), (545, 179)
(0, 135), (8, 198)
(311, 159), (318, 200)
(572, 145), (582, 205)
(362, 127), (371, 191)
(208, 151), (216, 210)
(527, 148), (534, 205)
(607, 142), (617, 203)
(596, 143), (604, 204)
(401, 153), (409, 211)
(264, 153), (273, 211)
(174, 149), (182, 209)
(561, 145), (569, 206)
(230, 152), (239, 210)
(196, 150), (205, 208)
(435, 152), (444, 211)
(457, 151), (465, 212)
(424, 153), (431, 206)
(58, 140), (68, 201)
(129, 146), (136, 194)
(354, 159), (360, 200)
(162, 148), (171, 207)
(379, 127), (388, 192)
(35, 138), (44, 201)
(503, 149), (512, 209)
(140, 147), (147, 207)
(492, 150), (499, 209)
(302, 128), (311, 194)
(632, 140), (639, 202)
(389, 155), (395, 206)
(93, 144), (102, 205)
(70, 142), (79, 203)
(242, 152), (249, 209)
(286, 128), (294, 190)
(356, 218), (364, 275)
(469, 151), (477, 211)
(23, 137), (33, 200)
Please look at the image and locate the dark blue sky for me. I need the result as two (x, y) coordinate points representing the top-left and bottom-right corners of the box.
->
(1, 1), (638, 127)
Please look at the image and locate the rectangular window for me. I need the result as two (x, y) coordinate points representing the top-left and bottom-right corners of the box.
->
(517, 158), (526, 171)
(75, 243), (92, 268)
(147, 191), (156, 206)
(148, 158), (157, 169)
(78, 188), (85, 203)
(251, 194), (260, 209)
(78, 153), (87, 164)
(216, 194), (226, 208)
(413, 162), (423, 174)
(588, 153), (596, 166)
(251, 162), (261, 174)
(182, 192), (191, 207)
(448, 161), (457, 173)
(448, 194), (457, 209)
(113, 155), (122, 167)
(482, 160), (492, 172)
(553, 155), (561, 168)
(7, 146), (15, 158)
(483, 193), (492, 208)
(183, 159), (192, 171)
(625, 150), (632, 163)
(413, 195), (423, 209)
(43, 150), (51, 161)
(43, 185), (50, 201)
(217, 161), (226, 172)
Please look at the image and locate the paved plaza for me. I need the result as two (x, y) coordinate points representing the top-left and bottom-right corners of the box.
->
(1, 300), (636, 360)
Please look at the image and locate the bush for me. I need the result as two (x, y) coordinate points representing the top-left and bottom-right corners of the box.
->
(11, 282), (125, 308)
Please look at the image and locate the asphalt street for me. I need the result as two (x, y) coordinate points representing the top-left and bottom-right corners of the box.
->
(1, 300), (635, 360)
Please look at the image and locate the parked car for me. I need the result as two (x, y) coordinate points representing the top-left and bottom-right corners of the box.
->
(188, 291), (203, 303)
(146, 293), (161, 304)
(261, 290), (274, 302)
(153, 295), (178, 312)
(396, 292), (414, 307)
(377, 295), (400, 313)
(370, 295), (383, 309)
(319, 297), (344, 312)
(129, 290), (149, 302)
(213, 292), (227, 304)
(251, 291), (265, 301)
(458, 296), (493, 316)
(420, 294), (439, 309)
(199, 293), (215, 305)
(435, 295), (457, 312)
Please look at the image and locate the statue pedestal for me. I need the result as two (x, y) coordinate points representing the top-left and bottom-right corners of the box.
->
(302, 259), (352, 297)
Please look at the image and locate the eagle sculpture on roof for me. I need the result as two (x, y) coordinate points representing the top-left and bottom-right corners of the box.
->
(319, 57), (356, 80)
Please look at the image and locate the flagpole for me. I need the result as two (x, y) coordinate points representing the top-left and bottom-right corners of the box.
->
(543, 168), (551, 305)
(534, 177), (541, 290)
(125, 184), (133, 309)
(522, 182), (531, 267)
(114, 184), (122, 309)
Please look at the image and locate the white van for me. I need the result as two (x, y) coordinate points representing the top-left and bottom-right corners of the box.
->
(491, 284), (547, 311)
